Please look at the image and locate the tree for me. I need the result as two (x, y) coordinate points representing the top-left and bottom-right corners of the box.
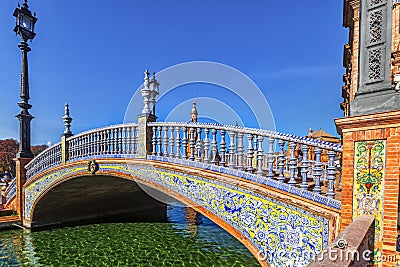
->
(0, 139), (18, 176)
(32, 145), (47, 156)
(0, 140), (48, 177)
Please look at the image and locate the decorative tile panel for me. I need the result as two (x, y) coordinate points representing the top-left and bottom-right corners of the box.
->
(24, 161), (333, 267)
(353, 140), (386, 266)
(137, 116), (147, 158)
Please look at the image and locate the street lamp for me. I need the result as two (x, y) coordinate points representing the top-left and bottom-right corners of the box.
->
(13, 0), (37, 159)
(149, 73), (159, 116)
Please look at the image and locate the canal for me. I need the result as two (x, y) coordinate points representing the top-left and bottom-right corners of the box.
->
(0, 205), (260, 266)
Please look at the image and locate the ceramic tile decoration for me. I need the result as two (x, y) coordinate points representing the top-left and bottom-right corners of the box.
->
(352, 140), (386, 265)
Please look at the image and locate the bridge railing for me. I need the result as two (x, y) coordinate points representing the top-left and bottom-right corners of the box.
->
(22, 121), (342, 198)
(25, 143), (62, 182)
(147, 122), (342, 198)
(67, 123), (139, 161)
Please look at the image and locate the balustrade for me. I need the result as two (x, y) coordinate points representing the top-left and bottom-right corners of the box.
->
(148, 122), (342, 199)
(22, 121), (342, 199)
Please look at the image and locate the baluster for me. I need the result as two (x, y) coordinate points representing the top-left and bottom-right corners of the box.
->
(337, 158), (342, 191)
(86, 134), (91, 156)
(157, 126), (163, 156)
(113, 128), (118, 154)
(115, 128), (119, 154)
(211, 129), (218, 164)
(256, 135), (264, 176)
(93, 132), (97, 155)
(119, 128), (123, 154)
(237, 132), (244, 170)
(189, 127), (195, 161)
(277, 139), (285, 182)
(326, 150), (336, 198)
(81, 136), (85, 157)
(125, 127), (130, 154)
(81, 136), (86, 156)
(313, 147), (322, 194)
(133, 126), (138, 154)
(75, 137), (79, 158)
(122, 128), (126, 154)
(102, 130), (107, 155)
(94, 132), (97, 155)
(84, 135), (88, 156)
(169, 126), (175, 158)
(246, 134), (254, 172)
(288, 142), (297, 184)
(175, 126), (181, 158)
(195, 128), (202, 162)
(228, 131), (235, 168)
(91, 133), (95, 155)
(203, 128), (210, 164)
(267, 138), (275, 179)
(163, 126), (169, 157)
(220, 130), (226, 166)
(106, 130), (111, 154)
(300, 144), (310, 189)
(89, 133), (93, 156)
(111, 129), (115, 154)
(106, 130), (110, 154)
(182, 127), (188, 159)
(108, 129), (113, 154)
(152, 126), (157, 156)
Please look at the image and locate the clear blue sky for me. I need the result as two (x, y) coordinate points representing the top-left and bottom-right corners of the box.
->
(0, 1), (347, 145)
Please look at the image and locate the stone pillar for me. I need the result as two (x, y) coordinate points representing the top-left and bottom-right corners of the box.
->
(61, 135), (69, 164)
(137, 114), (157, 158)
(336, 110), (400, 266)
(14, 157), (31, 219)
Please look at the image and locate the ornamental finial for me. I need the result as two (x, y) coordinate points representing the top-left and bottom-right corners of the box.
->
(23, 0), (29, 8)
(62, 103), (73, 136)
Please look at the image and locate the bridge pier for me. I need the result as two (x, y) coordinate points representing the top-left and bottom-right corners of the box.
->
(336, 111), (400, 264)
(14, 157), (31, 219)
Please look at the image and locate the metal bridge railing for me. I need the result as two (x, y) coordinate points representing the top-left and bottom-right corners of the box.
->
(148, 122), (342, 199)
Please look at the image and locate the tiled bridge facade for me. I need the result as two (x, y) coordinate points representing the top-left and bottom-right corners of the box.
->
(6, 120), (343, 267)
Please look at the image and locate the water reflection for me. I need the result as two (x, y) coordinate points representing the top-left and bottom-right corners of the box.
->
(1, 205), (260, 266)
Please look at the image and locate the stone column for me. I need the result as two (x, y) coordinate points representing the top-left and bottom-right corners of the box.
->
(336, 110), (400, 265)
(137, 114), (157, 158)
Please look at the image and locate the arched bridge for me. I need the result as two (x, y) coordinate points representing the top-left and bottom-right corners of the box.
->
(5, 121), (342, 267)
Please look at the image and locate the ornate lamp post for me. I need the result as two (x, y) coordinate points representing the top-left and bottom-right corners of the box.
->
(13, 0), (37, 159)
(149, 72), (159, 116)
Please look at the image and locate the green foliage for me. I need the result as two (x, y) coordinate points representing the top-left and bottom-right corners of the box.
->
(0, 139), (18, 176)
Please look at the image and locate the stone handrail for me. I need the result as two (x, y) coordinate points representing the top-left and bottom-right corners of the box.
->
(148, 122), (342, 198)
(308, 215), (374, 266)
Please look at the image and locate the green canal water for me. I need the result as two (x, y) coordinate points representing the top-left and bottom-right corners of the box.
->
(0, 206), (260, 267)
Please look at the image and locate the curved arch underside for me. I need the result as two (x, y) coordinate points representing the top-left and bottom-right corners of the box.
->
(32, 175), (169, 228)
